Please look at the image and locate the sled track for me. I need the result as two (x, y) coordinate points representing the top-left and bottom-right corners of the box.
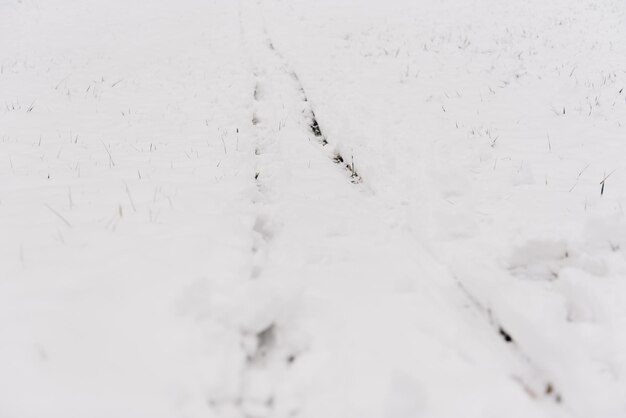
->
(235, 0), (568, 415)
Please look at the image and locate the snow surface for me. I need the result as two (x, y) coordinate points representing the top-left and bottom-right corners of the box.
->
(1, 0), (626, 417)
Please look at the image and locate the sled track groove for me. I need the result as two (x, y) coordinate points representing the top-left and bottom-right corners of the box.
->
(238, 0), (567, 414)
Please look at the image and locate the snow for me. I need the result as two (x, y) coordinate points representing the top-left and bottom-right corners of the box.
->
(1, 0), (626, 417)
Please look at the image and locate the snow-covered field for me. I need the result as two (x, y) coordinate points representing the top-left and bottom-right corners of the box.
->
(2, 0), (626, 417)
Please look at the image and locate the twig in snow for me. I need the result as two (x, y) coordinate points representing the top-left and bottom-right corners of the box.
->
(220, 130), (228, 155)
(45, 204), (72, 227)
(569, 163), (590, 192)
(600, 169), (616, 196)
(124, 183), (137, 212)
(54, 74), (71, 90)
(101, 140), (116, 167)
